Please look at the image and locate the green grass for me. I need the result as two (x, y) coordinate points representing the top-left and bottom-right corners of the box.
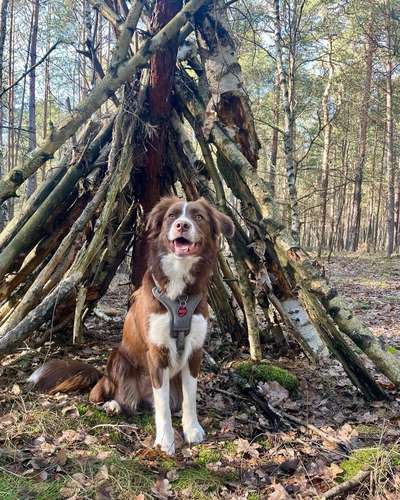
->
(104, 455), (156, 497)
(0, 473), (64, 500)
(173, 465), (228, 499)
(78, 403), (124, 443)
(338, 447), (400, 482)
(235, 361), (299, 392)
(387, 346), (398, 355)
(131, 413), (155, 434)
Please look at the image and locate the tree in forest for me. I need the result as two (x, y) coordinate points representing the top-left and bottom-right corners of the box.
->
(26, 0), (40, 198)
(0, 0), (9, 228)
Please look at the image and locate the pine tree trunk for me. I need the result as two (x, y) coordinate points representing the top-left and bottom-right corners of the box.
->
(26, 0), (40, 198)
(385, 20), (394, 257)
(348, 26), (374, 251)
(131, 0), (182, 288)
(318, 37), (334, 257)
(0, 0), (9, 229)
(269, 66), (280, 197)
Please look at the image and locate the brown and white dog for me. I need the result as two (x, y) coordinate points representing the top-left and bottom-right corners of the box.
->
(28, 197), (234, 454)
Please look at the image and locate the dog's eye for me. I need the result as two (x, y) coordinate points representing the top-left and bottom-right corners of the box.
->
(195, 214), (203, 221)
(168, 213), (176, 219)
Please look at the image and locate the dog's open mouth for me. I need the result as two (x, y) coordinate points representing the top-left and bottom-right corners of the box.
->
(170, 237), (199, 257)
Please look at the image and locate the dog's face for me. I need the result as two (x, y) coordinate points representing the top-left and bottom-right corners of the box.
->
(146, 197), (235, 259)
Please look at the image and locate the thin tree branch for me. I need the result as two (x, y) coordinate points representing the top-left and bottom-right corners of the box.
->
(0, 41), (60, 99)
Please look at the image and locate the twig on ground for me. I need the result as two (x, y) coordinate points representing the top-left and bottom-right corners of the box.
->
(321, 469), (371, 498)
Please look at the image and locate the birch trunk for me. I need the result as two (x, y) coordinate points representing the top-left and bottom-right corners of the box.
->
(273, 0), (300, 244)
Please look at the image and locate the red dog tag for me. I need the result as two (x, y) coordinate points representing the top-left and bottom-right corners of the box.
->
(178, 305), (187, 317)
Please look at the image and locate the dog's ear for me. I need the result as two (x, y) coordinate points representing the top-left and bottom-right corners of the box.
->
(197, 198), (235, 239)
(145, 197), (180, 238)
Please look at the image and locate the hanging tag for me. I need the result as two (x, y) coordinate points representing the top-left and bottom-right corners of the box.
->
(178, 305), (187, 317)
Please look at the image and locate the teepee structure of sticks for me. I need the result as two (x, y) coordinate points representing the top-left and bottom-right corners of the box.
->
(0, 0), (399, 402)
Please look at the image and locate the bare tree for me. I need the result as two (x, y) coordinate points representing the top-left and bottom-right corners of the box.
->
(26, 0), (40, 198)
(347, 23), (375, 251)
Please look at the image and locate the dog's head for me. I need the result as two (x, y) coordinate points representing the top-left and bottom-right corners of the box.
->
(146, 197), (235, 259)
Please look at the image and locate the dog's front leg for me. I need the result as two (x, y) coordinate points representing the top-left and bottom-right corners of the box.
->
(148, 346), (175, 455)
(182, 350), (205, 445)
(152, 367), (175, 454)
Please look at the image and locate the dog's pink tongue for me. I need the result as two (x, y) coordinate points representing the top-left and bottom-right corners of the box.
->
(174, 240), (191, 256)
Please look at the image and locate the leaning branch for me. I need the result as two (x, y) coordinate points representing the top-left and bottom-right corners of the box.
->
(0, 0), (209, 205)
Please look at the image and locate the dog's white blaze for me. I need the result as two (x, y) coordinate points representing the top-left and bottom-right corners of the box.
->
(167, 202), (200, 245)
(27, 365), (45, 384)
(161, 253), (200, 300)
(182, 363), (205, 444)
(153, 367), (175, 454)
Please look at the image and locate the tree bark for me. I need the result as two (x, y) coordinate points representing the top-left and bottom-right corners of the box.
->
(0, 0), (9, 229)
(269, 67), (280, 197)
(385, 17), (394, 257)
(318, 37), (334, 257)
(26, 0), (40, 198)
(347, 25), (375, 251)
(273, 0), (300, 244)
(131, 0), (182, 288)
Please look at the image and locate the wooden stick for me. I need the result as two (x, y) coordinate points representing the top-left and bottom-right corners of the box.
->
(321, 469), (371, 499)
(73, 287), (87, 344)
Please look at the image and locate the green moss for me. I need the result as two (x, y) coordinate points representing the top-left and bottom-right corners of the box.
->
(197, 446), (222, 465)
(131, 413), (155, 434)
(236, 361), (298, 392)
(354, 424), (380, 436)
(257, 437), (272, 450)
(173, 466), (226, 499)
(78, 403), (120, 425)
(160, 457), (177, 472)
(0, 472), (64, 500)
(248, 494), (261, 500)
(387, 346), (398, 355)
(339, 447), (400, 482)
(223, 441), (238, 455)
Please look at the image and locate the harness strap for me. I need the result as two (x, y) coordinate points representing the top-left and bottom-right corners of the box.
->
(152, 283), (202, 356)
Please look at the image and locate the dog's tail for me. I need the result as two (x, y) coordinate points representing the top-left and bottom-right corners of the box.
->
(27, 359), (102, 395)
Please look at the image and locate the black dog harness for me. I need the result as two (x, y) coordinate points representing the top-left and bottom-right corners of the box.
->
(152, 276), (202, 356)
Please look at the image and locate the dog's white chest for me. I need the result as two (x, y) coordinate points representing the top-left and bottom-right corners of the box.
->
(148, 313), (207, 376)
(160, 254), (200, 300)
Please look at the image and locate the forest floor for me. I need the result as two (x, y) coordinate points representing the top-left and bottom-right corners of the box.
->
(1, 254), (400, 499)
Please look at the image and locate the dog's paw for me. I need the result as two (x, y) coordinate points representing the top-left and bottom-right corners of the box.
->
(154, 429), (175, 455)
(102, 400), (121, 415)
(183, 421), (205, 445)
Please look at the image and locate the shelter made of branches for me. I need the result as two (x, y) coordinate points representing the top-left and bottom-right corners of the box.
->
(0, 0), (399, 402)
